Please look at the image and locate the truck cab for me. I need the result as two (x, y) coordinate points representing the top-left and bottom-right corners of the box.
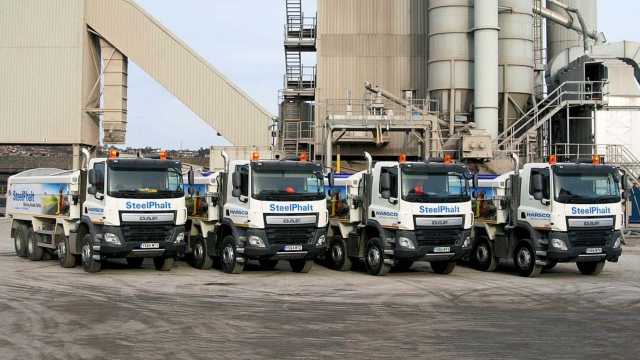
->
(473, 159), (624, 277)
(194, 157), (328, 274)
(79, 155), (187, 272)
(327, 153), (475, 276)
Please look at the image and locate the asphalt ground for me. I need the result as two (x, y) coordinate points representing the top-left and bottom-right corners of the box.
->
(1, 218), (639, 359)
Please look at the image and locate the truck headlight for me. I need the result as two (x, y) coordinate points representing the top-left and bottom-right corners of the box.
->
(462, 236), (471, 248)
(316, 234), (326, 247)
(613, 236), (622, 249)
(551, 238), (568, 251)
(248, 235), (266, 248)
(398, 237), (415, 250)
(104, 232), (121, 246)
(175, 232), (185, 244)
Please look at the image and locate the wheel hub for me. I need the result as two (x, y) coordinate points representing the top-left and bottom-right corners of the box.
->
(223, 245), (235, 265)
(59, 241), (66, 258)
(367, 246), (381, 268)
(194, 243), (203, 259)
(82, 244), (91, 264)
(15, 237), (22, 252)
(517, 248), (532, 270)
(331, 244), (343, 263)
(27, 237), (33, 254)
(476, 244), (489, 263)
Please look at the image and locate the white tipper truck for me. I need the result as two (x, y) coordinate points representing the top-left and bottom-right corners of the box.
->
(6, 150), (189, 273)
(325, 152), (475, 276)
(471, 154), (626, 277)
(183, 151), (329, 274)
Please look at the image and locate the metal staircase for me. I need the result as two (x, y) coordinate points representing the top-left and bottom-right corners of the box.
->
(280, 0), (317, 158)
(553, 143), (640, 180)
(497, 81), (607, 156)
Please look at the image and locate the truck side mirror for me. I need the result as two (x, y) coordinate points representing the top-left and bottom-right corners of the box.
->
(88, 185), (97, 196)
(380, 172), (391, 200)
(188, 168), (195, 196)
(88, 169), (95, 185)
(232, 171), (242, 189)
(473, 173), (479, 189)
(531, 173), (544, 201)
(328, 172), (335, 188)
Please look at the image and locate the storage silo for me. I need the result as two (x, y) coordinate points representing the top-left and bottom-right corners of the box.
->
(547, 0), (597, 62)
(498, 0), (534, 130)
(428, 0), (474, 135)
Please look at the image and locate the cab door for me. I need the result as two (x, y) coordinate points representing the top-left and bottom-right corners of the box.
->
(519, 168), (552, 229)
(368, 165), (400, 227)
(84, 161), (106, 223)
(224, 164), (250, 226)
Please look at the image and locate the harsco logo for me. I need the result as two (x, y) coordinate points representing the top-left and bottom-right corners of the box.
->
(419, 205), (460, 214)
(269, 203), (314, 212)
(230, 208), (249, 216)
(375, 210), (399, 218)
(526, 211), (551, 219)
(125, 201), (171, 210)
(12, 190), (35, 202)
(571, 207), (612, 215)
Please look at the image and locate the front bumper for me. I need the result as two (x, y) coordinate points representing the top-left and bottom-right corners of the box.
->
(242, 227), (327, 261)
(95, 225), (186, 259)
(546, 230), (622, 263)
(394, 229), (472, 262)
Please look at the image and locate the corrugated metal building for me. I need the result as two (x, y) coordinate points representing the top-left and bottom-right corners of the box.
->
(0, 0), (273, 147)
(315, 0), (428, 156)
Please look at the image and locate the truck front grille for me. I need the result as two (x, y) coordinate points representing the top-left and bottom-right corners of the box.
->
(568, 229), (611, 247)
(265, 226), (315, 245)
(414, 228), (461, 247)
(121, 225), (174, 243)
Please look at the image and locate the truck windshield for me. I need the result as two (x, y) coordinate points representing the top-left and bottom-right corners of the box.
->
(554, 169), (620, 204)
(252, 170), (325, 201)
(402, 171), (470, 203)
(108, 167), (184, 199)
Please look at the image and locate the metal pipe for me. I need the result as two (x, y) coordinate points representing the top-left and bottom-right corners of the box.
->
(533, 3), (598, 41)
(364, 152), (373, 175)
(511, 152), (520, 175)
(81, 147), (92, 171)
(326, 129), (333, 171)
(221, 150), (229, 173)
(473, 0), (500, 140)
(548, 0), (590, 51)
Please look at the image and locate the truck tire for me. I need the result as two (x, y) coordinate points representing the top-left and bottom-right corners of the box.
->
(57, 237), (76, 268)
(431, 261), (456, 275)
(126, 258), (145, 268)
(290, 259), (313, 273)
(472, 238), (496, 272)
(191, 237), (213, 270)
(329, 237), (352, 271)
(81, 234), (101, 273)
(393, 260), (414, 272)
(259, 259), (279, 270)
(14, 225), (28, 258)
(514, 242), (542, 277)
(221, 236), (245, 274)
(577, 260), (606, 275)
(153, 257), (174, 271)
(27, 228), (44, 261)
(364, 237), (390, 276)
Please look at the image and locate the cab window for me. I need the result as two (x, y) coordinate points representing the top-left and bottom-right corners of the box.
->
(94, 163), (105, 194)
(380, 167), (398, 198)
(529, 168), (550, 199)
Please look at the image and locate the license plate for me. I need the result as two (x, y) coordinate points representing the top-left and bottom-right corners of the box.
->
(433, 246), (451, 253)
(586, 247), (602, 254)
(140, 243), (160, 249)
(284, 245), (303, 251)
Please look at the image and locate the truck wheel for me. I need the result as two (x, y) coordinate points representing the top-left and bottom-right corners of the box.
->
(543, 260), (558, 272)
(191, 237), (213, 270)
(259, 259), (279, 270)
(153, 257), (175, 271)
(290, 259), (313, 273)
(431, 261), (456, 274)
(221, 236), (245, 274)
(472, 238), (496, 272)
(57, 237), (76, 268)
(393, 260), (414, 272)
(27, 229), (44, 261)
(577, 261), (606, 275)
(126, 258), (145, 268)
(329, 238), (352, 271)
(14, 225), (28, 258)
(514, 242), (542, 277)
(81, 234), (101, 273)
(364, 238), (390, 276)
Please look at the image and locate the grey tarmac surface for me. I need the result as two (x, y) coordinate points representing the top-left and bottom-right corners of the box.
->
(1, 218), (639, 359)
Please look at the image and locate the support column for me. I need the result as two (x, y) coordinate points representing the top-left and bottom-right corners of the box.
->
(474, 0), (500, 139)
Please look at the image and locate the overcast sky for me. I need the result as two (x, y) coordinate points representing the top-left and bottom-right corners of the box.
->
(125, 0), (640, 149)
